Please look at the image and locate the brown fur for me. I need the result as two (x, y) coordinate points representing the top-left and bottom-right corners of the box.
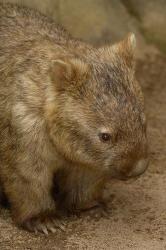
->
(0, 3), (148, 233)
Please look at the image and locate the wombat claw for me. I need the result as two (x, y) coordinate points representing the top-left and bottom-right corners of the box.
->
(23, 217), (66, 235)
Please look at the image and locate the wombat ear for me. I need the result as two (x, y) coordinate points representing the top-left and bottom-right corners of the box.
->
(116, 33), (136, 66)
(99, 33), (136, 68)
(50, 58), (90, 90)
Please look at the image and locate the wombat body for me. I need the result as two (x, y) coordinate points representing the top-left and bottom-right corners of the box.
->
(0, 3), (148, 233)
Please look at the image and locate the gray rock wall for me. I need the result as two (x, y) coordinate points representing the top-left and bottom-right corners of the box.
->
(122, 0), (166, 53)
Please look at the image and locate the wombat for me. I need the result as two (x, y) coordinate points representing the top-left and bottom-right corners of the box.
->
(0, 3), (148, 233)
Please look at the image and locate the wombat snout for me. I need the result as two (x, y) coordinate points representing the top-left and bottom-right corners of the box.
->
(114, 158), (149, 180)
(127, 158), (149, 178)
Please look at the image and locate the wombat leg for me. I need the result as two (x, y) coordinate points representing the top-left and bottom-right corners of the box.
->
(3, 161), (65, 234)
(5, 178), (66, 234)
(54, 168), (109, 213)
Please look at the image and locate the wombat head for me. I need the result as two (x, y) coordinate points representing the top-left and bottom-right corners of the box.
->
(47, 33), (148, 180)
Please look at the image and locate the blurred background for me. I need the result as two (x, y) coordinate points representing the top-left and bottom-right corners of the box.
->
(3, 0), (166, 57)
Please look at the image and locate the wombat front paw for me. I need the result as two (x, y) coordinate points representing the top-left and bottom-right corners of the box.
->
(22, 214), (66, 234)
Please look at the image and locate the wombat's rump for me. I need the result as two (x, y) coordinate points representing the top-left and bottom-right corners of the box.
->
(0, 3), (148, 233)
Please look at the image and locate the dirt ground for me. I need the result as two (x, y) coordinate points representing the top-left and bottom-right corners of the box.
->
(0, 54), (166, 250)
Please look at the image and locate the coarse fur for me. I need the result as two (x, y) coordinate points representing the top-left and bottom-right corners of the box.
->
(0, 3), (148, 233)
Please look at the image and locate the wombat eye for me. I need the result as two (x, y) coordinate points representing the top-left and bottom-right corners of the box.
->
(99, 132), (111, 143)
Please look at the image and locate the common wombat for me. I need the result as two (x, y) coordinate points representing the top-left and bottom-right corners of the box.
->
(0, 3), (148, 233)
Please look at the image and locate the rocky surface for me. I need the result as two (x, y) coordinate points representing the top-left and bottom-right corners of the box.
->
(122, 0), (166, 53)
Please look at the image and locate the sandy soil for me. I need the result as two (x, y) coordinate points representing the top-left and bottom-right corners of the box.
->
(0, 54), (166, 250)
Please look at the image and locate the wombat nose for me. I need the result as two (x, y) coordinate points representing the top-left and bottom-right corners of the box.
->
(128, 158), (149, 178)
